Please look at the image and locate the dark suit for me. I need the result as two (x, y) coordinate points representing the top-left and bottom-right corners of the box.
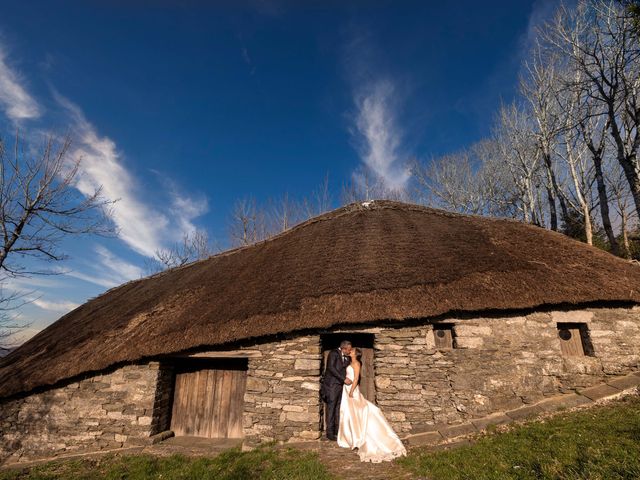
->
(321, 348), (350, 440)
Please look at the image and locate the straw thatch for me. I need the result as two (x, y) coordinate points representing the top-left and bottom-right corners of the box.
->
(2, 200), (640, 399)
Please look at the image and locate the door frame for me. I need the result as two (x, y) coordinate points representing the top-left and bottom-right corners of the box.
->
(320, 332), (376, 434)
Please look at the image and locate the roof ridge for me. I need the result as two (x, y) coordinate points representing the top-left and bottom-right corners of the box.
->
(142, 200), (458, 279)
(42, 201), (465, 316)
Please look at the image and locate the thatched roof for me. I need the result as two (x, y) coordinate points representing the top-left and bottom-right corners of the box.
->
(2, 201), (640, 399)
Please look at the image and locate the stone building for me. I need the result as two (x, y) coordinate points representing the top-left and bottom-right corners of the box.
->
(1, 201), (640, 462)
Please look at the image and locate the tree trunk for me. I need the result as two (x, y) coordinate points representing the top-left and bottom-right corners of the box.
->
(566, 153), (592, 246)
(583, 204), (593, 246)
(607, 103), (640, 222)
(618, 154), (640, 223)
(545, 186), (558, 231)
(542, 152), (565, 230)
(525, 179), (537, 225)
(592, 153), (619, 255)
(621, 208), (631, 258)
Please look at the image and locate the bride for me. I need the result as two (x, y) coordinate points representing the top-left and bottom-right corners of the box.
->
(337, 347), (407, 462)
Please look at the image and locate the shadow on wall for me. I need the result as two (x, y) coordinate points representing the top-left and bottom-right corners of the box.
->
(0, 391), (60, 464)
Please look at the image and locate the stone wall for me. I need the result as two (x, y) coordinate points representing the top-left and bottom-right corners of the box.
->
(240, 334), (322, 444)
(150, 363), (175, 434)
(0, 362), (165, 462)
(2, 305), (639, 460)
(0, 334), (324, 461)
(372, 306), (640, 434)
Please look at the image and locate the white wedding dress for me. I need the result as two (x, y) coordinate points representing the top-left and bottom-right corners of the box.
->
(337, 364), (407, 462)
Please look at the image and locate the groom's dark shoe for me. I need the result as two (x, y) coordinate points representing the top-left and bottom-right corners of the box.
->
(324, 435), (337, 441)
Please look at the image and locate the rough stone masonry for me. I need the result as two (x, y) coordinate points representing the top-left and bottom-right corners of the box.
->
(0, 362), (172, 463)
(1, 306), (639, 462)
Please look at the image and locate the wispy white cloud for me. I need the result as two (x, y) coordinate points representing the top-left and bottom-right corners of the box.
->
(0, 41), (210, 341)
(241, 47), (256, 76)
(520, 0), (569, 59)
(61, 245), (144, 289)
(247, 0), (284, 17)
(166, 181), (209, 235)
(94, 245), (143, 281)
(53, 92), (208, 258)
(54, 92), (170, 257)
(353, 79), (410, 191)
(2, 276), (60, 290)
(0, 45), (41, 121)
(64, 270), (120, 289)
(0, 41), (208, 262)
(344, 29), (410, 193)
(32, 298), (80, 313)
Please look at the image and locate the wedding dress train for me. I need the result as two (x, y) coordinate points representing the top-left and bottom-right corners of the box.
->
(337, 365), (407, 462)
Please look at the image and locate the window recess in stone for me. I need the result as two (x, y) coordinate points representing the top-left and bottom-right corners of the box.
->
(433, 324), (455, 349)
(557, 322), (595, 357)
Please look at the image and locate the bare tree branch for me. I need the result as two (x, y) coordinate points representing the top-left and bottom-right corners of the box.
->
(0, 133), (115, 346)
(145, 229), (217, 274)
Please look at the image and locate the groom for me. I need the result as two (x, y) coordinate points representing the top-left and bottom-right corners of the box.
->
(322, 340), (353, 441)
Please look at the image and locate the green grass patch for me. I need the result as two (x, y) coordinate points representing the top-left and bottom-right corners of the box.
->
(398, 395), (640, 480)
(0, 445), (333, 480)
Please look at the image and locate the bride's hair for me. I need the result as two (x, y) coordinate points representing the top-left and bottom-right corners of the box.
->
(355, 347), (362, 363)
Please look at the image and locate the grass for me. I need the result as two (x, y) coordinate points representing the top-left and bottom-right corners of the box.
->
(398, 394), (640, 480)
(0, 445), (333, 480)
(3, 396), (639, 480)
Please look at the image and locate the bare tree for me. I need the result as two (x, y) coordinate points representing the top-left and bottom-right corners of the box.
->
(494, 103), (544, 225)
(556, 111), (597, 244)
(0, 135), (112, 274)
(0, 134), (113, 345)
(0, 287), (31, 347)
(267, 192), (302, 234)
(341, 167), (406, 204)
(146, 229), (216, 273)
(607, 157), (637, 256)
(228, 197), (268, 247)
(521, 45), (572, 231)
(472, 139), (523, 218)
(263, 175), (336, 235)
(574, 85), (619, 251)
(411, 138), (524, 219)
(411, 150), (486, 214)
(546, 0), (640, 222)
(302, 173), (332, 218)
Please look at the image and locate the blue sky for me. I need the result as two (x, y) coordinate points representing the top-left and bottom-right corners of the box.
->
(0, 0), (556, 340)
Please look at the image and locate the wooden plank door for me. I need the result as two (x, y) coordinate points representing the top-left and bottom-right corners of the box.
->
(558, 326), (585, 356)
(433, 325), (454, 349)
(358, 348), (375, 401)
(170, 359), (247, 438)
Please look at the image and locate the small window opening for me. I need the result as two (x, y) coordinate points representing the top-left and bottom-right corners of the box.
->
(433, 324), (455, 349)
(557, 322), (594, 357)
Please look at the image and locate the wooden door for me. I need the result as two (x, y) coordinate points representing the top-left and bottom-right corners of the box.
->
(558, 325), (585, 356)
(170, 358), (247, 438)
(433, 325), (454, 349)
